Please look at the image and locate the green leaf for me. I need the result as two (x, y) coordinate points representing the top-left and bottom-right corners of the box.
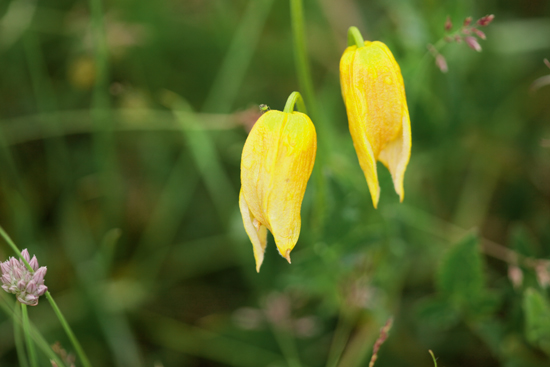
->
(437, 233), (485, 310)
(522, 288), (550, 354)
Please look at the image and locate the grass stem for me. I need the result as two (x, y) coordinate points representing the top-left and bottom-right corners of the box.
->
(21, 304), (38, 367)
(14, 301), (29, 367)
(45, 292), (93, 367)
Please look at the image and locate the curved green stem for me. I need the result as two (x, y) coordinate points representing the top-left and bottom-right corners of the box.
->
(21, 304), (38, 367)
(46, 292), (92, 367)
(347, 26), (365, 48)
(283, 91), (307, 114)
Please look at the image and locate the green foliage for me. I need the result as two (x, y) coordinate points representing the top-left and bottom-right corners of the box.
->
(437, 234), (485, 310)
(523, 288), (550, 355)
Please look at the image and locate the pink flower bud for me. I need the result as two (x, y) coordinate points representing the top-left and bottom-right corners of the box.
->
(461, 27), (471, 35)
(1, 274), (10, 284)
(472, 28), (486, 40)
(508, 265), (523, 289)
(21, 249), (30, 263)
(1, 262), (9, 274)
(26, 280), (37, 293)
(465, 36), (482, 51)
(445, 16), (452, 31)
(17, 279), (26, 291)
(14, 267), (23, 280)
(454, 35), (462, 43)
(477, 14), (495, 26)
(435, 54), (448, 73)
(464, 17), (472, 26)
(37, 285), (48, 296)
(29, 256), (39, 271)
(22, 294), (38, 306)
(33, 267), (47, 283)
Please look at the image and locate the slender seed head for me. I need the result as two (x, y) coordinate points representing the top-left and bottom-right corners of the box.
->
(445, 16), (453, 31)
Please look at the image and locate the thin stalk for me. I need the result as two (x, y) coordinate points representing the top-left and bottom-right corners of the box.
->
(14, 301), (29, 367)
(429, 350), (438, 367)
(289, 0), (317, 117)
(270, 325), (303, 367)
(21, 304), (38, 367)
(0, 226), (33, 272)
(325, 309), (357, 367)
(347, 26), (365, 48)
(202, 0), (275, 113)
(283, 91), (307, 114)
(45, 292), (92, 367)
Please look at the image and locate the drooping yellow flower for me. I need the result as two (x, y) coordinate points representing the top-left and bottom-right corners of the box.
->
(340, 27), (411, 208)
(240, 93), (316, 272)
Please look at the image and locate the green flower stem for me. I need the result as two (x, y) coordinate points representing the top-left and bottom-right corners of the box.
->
(289, 0), (316, 116)
(283, 91), (307, 114)
(271, 325), (303, 367)
(14, 301), (29, 367)
(429, 350), (438, 367)
(21, 304), (38, 367)
(0, 226), (92, 367)
(347, 26), (365, 48)
(325, 309), (358, 367)
(45, 292), (92, 367)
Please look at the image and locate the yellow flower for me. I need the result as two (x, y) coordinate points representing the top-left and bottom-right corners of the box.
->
(340, 28), (411, 208)
(239, 97), (316, 272)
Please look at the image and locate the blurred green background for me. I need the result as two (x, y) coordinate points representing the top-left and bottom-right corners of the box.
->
(1, 0), (550, 366)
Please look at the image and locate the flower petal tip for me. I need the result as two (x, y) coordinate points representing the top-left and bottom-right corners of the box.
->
(284, 250), (291, 264)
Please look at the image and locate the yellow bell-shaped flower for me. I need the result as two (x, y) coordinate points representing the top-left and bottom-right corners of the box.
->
(239, 92), (317, 272)
(340, 27), (411, 208)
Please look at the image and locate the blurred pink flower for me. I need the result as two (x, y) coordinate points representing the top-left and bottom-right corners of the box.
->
(477, 14), (495, 27)
(465, 36), (482, 52)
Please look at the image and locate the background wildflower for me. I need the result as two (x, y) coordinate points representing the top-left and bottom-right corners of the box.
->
(428, 14), (495, 72)
(1, 249), (48, 306)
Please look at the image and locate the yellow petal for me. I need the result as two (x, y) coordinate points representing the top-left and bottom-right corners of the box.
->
(340, 40), (411, 207)
(378, 107), (411, 202)
(240, 110), (316, 268)
(239, 189), (267, 272)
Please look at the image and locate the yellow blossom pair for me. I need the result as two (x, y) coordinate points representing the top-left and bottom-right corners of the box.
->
(240, 27), (411, 271)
